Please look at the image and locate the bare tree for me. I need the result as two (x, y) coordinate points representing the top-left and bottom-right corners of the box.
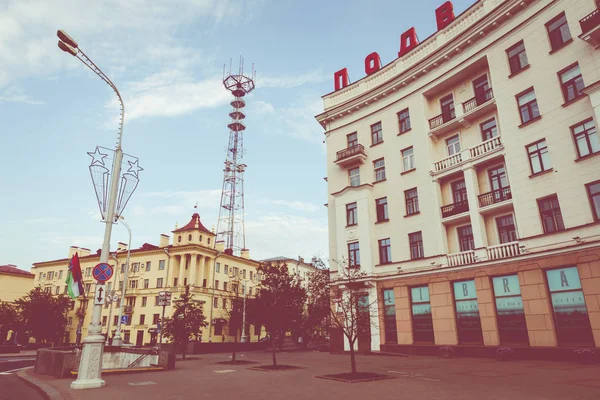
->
(328, 260), (377, 375)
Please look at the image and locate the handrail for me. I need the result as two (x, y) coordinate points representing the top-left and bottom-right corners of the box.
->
(336, 144), (366, 162)
(441, 199), (469, 218)
(580, 8), (600, 34)
(478, 187), (512, 207)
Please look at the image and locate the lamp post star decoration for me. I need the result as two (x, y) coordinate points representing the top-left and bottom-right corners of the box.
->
(58, 29), (142, 390)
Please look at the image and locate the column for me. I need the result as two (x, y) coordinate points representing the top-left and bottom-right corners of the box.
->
(206, 257), (214, 289)
(189, 253), (197, 287)
(429, 281), (458, 345)
(518, 267), (557, 347)
(474, 274), (500, 346)
(368, 285), (380, 351)
(462, 165), (488, 260)
(178, 254), (186, 287)
(433, 179), (449, 255)
(394, 285), (413, 345)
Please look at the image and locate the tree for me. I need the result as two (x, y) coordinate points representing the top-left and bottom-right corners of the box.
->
(329, 263), (376, 375)
(221, 283), (244, 363)
(0, 301), (20, 343)
(15, 287), (70, 345)
(161, 285), (207, 360)
(302, 256), (330, 345)
(255, 261), (306, 366)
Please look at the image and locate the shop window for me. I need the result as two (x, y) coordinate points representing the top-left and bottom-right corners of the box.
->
(453, 280), (483, 344)
(382, 289), (398, 344)
(492, 275), (529, 345)
(410, 286), (434, 343)
(546, 267), (594, 346)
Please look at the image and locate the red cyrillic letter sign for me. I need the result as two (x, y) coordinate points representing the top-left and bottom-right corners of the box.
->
(333, 68), (349, 91)
(435, 1), (455, 30)
(398, 27), (418, 57)
(364, 52), (381, 75)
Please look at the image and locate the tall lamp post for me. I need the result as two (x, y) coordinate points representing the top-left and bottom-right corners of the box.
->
(57, 30), (142, 390)
(229, 272), (258, 343)
(113, 216), (132, 346)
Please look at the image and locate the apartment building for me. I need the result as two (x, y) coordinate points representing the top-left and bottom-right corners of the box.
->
(260, 256), (319, 288)
(317, 0), (600, 354)
(31, 213), (267, 346)
(0, 264), (34, 304)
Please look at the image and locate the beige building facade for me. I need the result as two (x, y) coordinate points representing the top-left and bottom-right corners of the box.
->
(317, 0), (600, 352)
(0, 264), (34, 304)
(31, 213), (269, 346)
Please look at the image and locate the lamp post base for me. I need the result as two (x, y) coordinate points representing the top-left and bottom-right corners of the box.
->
(70, 335), (106, 390)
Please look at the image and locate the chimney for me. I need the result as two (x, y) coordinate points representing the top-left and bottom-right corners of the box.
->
(215, 241), (225, 252)
(117, 241), (128, 252)
(79, 248), (91, 257)
(159, 234), (170, 248)
(241, 249), (250, 259)
(68, 246), (79, 258)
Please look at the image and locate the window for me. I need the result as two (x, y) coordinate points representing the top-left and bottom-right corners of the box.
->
(559, 63), (584, 103)
(153, 314), (160, 325)
(49, 271), (55, 280)
(63, 286), (68, 294)
(216, 262), (221, 273)
(145, 261), (151, 271)
(409, 231), (424, 260)
(85, 267), (91, 277)
(517, 88), (540, 124)
(58, 270), (63, 279)
(156, 278), (164, 288)
(232, 284), (239, 294)
(546, 267), (593, 345)
(480, 118), (498, 141)
(208, 238), (210, 245)
(398, 108), (411, 133)
(371, 122), (383, 145)
(538, 195), (565, 233)
(506, 40), (529, 75)
(223, 298), (227, 309)
(159, 260), (165, 270)
(446, 135), (461, 156)
(374, 158), (386, 182)
(496, 215), (518, 244)
(178, 235), (181, 243)
(401, 147), (414, 171)
(440, 93), (455, 122)
(55, 286), (60, 294)
(188, 234), (192, 241)
(139, 314), (145, 325)
(349, 167), (360, 187)
(405, 188), (419, 215)
(546, 12), (571, 51)
(243, 269), (247, 279)
(199, 235), (203, 242)
(154, 296), (160, 306)
(213, 297), (219, 308)
(68, 317), (73, 326)
(492, 275), (529, 345)
(215, 280), (220, 290)
(376, 197), (388, 222)
(378, 238), (391, 264)
(411, 286), (434, 343)
(382, 289), (398, 344)
(85, 283), (91, 294)
(348, 242), (360, 267)
(223, 282), (228, 291)
(527, 139), (552, 175)
(114, 316), (118, 326)
(173, 278), (178, 287)
(142, 297), (147, 307)
(587, 180), (600, 221)
(132, 263), (139, 273)
(143, 279), (149, 289)
(119, 281), (124, 291)
(347, 132), (358, 148)
(249, 271), (253, 280)
(224, 265), (229, 274)
(453, 280), (483, 344)
(130, 280), (138, 289)
(457, 225), (475, 252)
(572, 119), (599, 159)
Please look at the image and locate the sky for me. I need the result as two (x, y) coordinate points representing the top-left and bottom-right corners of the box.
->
(0, 0), (475, 271)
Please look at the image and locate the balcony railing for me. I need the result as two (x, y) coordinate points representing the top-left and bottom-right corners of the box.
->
(580, 8), (600, 35)
(447, 250), (475, 267)
(336, 144), (366, 162)
(441, 199), (469, 218)
(432, 136), (503, 174)
(462, 88), (494, 113)
(478, 187), (512, 208)
(428, 109), (456, 130)
(124, 305), (134, 314)
(487, 242), (522, 261)
(75, 308), (86, 316)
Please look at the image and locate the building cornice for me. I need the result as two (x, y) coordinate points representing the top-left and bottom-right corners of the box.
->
(316, 0), (537, 128)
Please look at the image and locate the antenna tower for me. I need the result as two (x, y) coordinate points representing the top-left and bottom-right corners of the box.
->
(216, 57), (256, 255)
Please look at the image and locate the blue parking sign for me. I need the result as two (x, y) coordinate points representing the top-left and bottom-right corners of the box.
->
(121, 315), (128, 324)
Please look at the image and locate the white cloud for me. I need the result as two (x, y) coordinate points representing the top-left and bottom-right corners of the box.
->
(0, 86), (44, 105)
(255, 198), (321, 213)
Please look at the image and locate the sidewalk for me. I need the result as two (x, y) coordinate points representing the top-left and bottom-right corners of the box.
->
(19, 350), (600, 400)
(0, 349), (37, 358)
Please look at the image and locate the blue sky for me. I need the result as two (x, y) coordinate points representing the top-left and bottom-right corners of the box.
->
(0, 0), (475, 270)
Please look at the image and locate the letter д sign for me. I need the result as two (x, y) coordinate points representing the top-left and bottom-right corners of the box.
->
(398, 27), (419, 57)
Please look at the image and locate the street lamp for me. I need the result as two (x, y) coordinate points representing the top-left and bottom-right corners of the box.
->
(112, 216), (132, 346)
(57, 30), (141, 390)
(229, 272), (258, 343)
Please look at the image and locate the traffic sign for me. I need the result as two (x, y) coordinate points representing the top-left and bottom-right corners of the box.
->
(158, 291), (172, 306)
(92, 263), (113, 283)
(121, 315), (128, 324)
(112, 294), (119, 302)
(94, 284), (106, 305)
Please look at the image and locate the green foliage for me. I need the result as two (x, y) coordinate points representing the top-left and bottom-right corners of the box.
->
(161, 285), (207, 357)
(14, 287), (70, 344)
(0, 301), (20, 342)
(302, 256), (331, 342)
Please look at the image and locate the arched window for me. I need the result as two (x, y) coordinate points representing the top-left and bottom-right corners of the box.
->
(188, 234), (192, 241)
(178, 235), (182, 243)
(200, 235), (203, 242)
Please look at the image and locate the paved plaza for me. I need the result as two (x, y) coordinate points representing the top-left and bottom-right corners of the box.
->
(22, 350), (600, 400)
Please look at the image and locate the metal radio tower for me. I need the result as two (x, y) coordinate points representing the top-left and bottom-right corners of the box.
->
(216, 58), (256, 255)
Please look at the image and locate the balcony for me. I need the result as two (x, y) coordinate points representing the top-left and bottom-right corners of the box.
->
(428, 109), (456, 130)
(431, 136), (503, 175)
(447, 250), (475, 267)
(462, 88), (494, 113)
(487, 242), (522, 261)
(446, 242), (523, 267)
(441, 199), (469, 219)
(124, 305), (134, 314)
(478, 187), (512, 208)
(75, 308), (86, 317)
(335, 144), (367, 168)
(579, 8), (600, 47)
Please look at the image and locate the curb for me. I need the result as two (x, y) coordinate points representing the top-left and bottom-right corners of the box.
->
(16, 368), (66, 400)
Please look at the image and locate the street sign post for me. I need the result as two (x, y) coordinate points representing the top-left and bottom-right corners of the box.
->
(92, 263), (113, 283)
(157, 291), (172, 348)
(121, 315), (128, 325)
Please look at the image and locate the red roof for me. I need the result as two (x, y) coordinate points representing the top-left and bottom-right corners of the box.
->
(172, 213), (213, 235)
(0, 264), (34, 278)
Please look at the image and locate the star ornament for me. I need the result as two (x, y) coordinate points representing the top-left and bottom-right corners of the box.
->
(127, 159), (143, 178)
(87, 147), (108, 166)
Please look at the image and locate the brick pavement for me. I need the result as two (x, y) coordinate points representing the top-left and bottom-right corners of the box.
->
(26, 350), (600, 400)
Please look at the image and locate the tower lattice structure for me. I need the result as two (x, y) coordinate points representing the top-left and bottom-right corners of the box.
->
(216, 59), (255, 255)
